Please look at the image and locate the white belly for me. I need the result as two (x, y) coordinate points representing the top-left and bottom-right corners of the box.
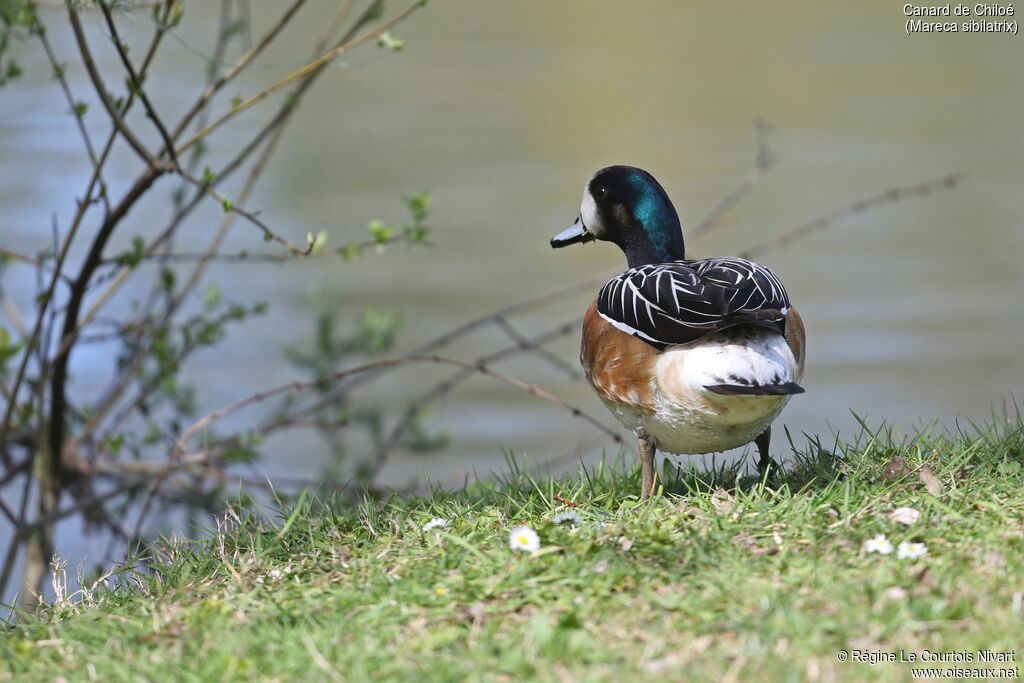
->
(603, 328), (800, 454)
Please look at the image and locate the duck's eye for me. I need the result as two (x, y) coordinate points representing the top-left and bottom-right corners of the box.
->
(593, 186), (607, 200)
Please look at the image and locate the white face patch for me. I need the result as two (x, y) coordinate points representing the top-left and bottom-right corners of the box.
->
(580, 184), (605, 238)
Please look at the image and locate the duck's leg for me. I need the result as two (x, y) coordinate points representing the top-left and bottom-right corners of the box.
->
(639, 436), (656, 501)
(754, 426), (780, 479)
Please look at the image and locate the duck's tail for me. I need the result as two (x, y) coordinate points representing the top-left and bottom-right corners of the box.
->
(705, 382), (805, 396)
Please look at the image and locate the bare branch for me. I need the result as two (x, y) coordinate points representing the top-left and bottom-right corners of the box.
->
(98, 1), (179, 166)
(49, 165), (168, 492)
(176, 0), (426, 156)
(0, 249), (74, 287)
(366, 318), (585, 478)
(687, 146), (778, 242)
(73, 0), (373, 451)
(131, 353), (620, 538)
(0, 454), (36, 601)
(175, 355), (620, 458)
(170, 0), (311, 142)
(174, 166), (311, 255)
(494, 316), (578, 378)
(35, 23), (110, 214)
(740, 174), (963, 260)
(67, 7), (156, 166)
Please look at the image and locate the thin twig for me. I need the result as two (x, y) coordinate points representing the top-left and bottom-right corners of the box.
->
(176, 355), (620, 457)
(67, 7), (155, 166)
(76, 0), (380, 451)
(98, 1), (179, 166)
(131, 353), (619, 539)
(687, 149), (778, 242)
(0, 249), (74, 287)
(739, 174), (963, 260)
(554, 493), (581, 508)
(0, 451), (37, 601)
(494, 316), (578, 378)
(176, 0), (425, 156)
(96, 232), (426, 265)
(365, 319), (584, 476)
(0, 457), (31, 490)
(173, 0), (238, 210)
(0, 495), (17, 525)
(174, 167), (311, 254)
(49, 166), (168, 491)
(35, 25), (110, 214)
(170, 0), (311, 142)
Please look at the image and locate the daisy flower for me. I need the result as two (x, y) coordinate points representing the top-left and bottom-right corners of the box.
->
(552, 511), (581, 525)
(889, 507), (921, 525)
(897, 541), (927, 560)
(509, 525), (540, 552)
(422, 518), (448, 533)
(863, 534), (893, 555)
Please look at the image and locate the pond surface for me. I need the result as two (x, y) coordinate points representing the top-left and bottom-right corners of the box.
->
(1, 2), (1022, 595)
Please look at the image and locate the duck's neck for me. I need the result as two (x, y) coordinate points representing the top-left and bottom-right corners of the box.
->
(619, 175), (686, 268)
(619, 231), (683, 269)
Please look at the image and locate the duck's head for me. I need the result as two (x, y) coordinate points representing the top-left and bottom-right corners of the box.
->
(551, 165), (685, 268)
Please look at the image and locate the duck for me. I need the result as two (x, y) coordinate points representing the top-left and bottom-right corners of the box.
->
(551, 165), (806, 501)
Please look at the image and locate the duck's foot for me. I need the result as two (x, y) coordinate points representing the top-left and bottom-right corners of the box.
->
(755, 426), (782, 482)
(639, 436), (656, 502)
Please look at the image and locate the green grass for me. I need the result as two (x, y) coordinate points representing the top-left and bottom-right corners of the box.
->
(2, 412), (1023, 682)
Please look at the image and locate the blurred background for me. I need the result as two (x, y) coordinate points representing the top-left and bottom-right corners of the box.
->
(1, 1), (1022, 597)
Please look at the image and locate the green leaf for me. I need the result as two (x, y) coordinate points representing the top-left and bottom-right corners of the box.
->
(200, 166), (217, 185)
(226, 18), (246, 37)
(204, 283), (221, 309)
(71, 101), (88, 118)
(368, 219), (395, 245)
(340, 241), (361, 261)
(402, 223), (430, 244)
(221, 198), (233, 213)
(308, 230), (329, 255)
(376, 32), (404, 51)
(355, 307), (403, 354)
(103, 434), (124, 456)
(405, 190), (431, 223)
(160, 268), (176, 292)
(231, 94), (243, 109)
(115, 236), (146, 268)
(0, 326), (25, 368)
(169, 2), (185, 27)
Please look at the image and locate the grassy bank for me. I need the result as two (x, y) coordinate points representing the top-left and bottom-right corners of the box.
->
(2, 414), (1023, 682)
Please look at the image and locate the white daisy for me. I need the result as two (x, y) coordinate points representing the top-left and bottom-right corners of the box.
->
(896, 541), (927, 560)
(889, 507), (921, 525)
(552, 511), (581, 525)
(509, 525), (540, 552)
(863, 534), (893, 555)
(422, 518), (448, 533)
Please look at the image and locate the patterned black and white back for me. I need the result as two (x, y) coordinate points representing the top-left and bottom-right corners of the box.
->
(596, 257), (791, 349)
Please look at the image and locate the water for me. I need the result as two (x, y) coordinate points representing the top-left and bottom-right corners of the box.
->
(1, 1), (1022, 600)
